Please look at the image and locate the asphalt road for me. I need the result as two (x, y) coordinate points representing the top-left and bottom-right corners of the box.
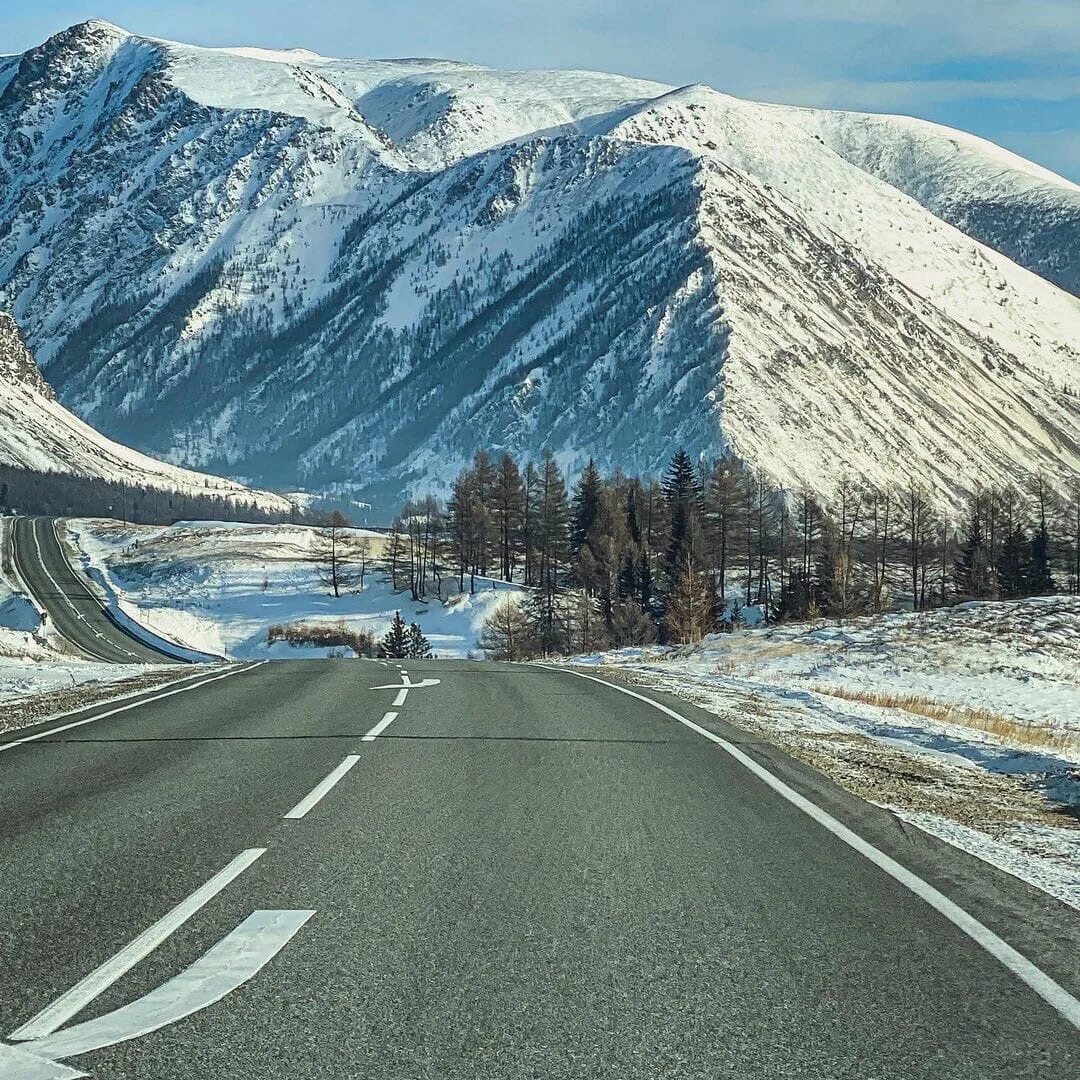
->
(0, 658), (1077, 1078)
(8, 517), (184, 665)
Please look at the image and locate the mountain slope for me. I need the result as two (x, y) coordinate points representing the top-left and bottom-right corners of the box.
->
(786, 107), (1080, 297)
(0, 21), (1077, 509)
(0, 313), (291, 510)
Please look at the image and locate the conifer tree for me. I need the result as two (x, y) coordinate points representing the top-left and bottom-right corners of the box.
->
(480, 596), (534, 660)
(1028, 525), (1055, 595)
(521, 461), (540, 587)
(492, 453), (524, 582)
(611, 598), (657, 646)
(997, 524), (1030, 599)
(380, 611), (409, 659)
(311, 511), (359, 598)
(662, 448), (701, 587)
(664, 556), (712, 644)
(530, 452), (571, 653)
(570, 458), (602, 557)
(954, 491), (995, 600)
(407, 622), (432, 659)
(470, 450), (497, 575)
(384, 518), (408, 593)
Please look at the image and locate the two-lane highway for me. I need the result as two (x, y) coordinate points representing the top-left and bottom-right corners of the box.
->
(0, 658), (1077, 1078)
(8, 517), (185, 665)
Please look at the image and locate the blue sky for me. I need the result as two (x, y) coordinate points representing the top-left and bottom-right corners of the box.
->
(5, 0), (1079, 180)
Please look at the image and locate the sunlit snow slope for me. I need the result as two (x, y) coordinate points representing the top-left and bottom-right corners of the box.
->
(1, 20), (1078, 508)
(0, 313), (291, 510)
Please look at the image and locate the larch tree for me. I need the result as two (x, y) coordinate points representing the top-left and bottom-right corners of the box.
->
(311, 511), (358, 598)
(664, 555), (712, 644)
(481, 596), (533, 660)
(492, 453), (525, 582)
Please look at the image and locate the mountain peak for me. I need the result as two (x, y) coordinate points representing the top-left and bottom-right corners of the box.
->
(60, 18), (132, 43)
(0, 314), (53, 400)
(1, 27), (1078, 508)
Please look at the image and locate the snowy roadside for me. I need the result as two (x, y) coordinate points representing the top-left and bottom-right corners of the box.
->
(564, 598), (1080, 910)
(67, 518), (516, 660)
(0, 665), (200, 738)
(0, 517), (192, 735)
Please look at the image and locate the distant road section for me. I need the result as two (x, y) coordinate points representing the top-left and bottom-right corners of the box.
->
(9, 516), (188, 665)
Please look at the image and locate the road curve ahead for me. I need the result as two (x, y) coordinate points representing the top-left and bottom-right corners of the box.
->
(0, 659), (1077, 1078)
(9, 516), (185, 665)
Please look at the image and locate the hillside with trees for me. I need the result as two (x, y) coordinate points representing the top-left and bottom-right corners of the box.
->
(371, 450), (1080, 658)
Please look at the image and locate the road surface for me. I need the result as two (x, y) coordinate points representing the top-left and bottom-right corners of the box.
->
(0, 658), (1077, 1078)
(8, 517), (185, 665)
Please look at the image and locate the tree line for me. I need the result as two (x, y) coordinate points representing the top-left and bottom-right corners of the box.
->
(297, 449), (1079, 656)
(350, 449), (1079, 657)
(0, 464), (304, 526)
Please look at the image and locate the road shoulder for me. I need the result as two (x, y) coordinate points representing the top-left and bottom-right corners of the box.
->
(550, 663), (1080, 1005)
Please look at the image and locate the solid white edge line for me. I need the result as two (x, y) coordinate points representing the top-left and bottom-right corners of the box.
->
(361, 711), (399, 742)
(49, 519), (110, 605)
(0, 662), (266, 754)
(565, 668), (1080, 1033)
(43, 518), (142, 661)
(392, 688), (409, 707)
(51, 519), (209, 664)
(283, 755), (361, 819)
(9, 849), (267, 1042)
(22, 518), (121, 664)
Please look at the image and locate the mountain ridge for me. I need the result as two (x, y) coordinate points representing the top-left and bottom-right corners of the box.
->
(1, 21), (1077, 510)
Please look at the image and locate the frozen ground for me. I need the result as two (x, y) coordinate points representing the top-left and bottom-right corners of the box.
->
(68, 519), (516, 660)
(566, 598), (1080, 909)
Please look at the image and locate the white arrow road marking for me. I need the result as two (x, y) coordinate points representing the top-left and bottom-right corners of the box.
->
(371, 678), (440, 690)
(283, 755), (361, 819)
(0, 1043), (86, 1079)
(9, 910), (313, 1070)
(362, 711), (399, 741)
(10, 850), (266, 1043)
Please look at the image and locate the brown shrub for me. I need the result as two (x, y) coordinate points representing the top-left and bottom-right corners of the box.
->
(267, 621), (374, 656)
(810, 684), (1079, 754)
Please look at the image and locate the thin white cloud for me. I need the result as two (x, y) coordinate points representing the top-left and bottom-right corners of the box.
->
(758, 0), (1080, 57)
(747, 76), (1080, 114)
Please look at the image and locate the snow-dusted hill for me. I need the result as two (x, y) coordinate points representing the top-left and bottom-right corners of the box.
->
(0, 313), (292, 510)
(1, 20), (1078, 508)
(789, 108), (1080, 297)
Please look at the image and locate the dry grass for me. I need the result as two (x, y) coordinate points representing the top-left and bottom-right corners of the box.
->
(810, 684), (1079, 755)
(268, 620), (374, 656)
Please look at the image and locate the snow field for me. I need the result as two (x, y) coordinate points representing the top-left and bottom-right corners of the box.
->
(69, 519), (517, 660)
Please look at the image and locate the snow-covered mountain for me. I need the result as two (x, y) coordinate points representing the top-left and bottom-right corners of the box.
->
(1, 20), (1078, 507)
(0, 312), (291, 510)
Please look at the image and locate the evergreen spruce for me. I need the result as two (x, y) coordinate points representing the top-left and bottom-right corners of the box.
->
(379, 611), (409, 659)
(997, 526), (1030, 599)
(661, 448), (700, 585)
(1028, 525), (1055, 595)
(954, 496), (995, 600)
(407, 622), (432, 659)
(570, 458), (602, 556)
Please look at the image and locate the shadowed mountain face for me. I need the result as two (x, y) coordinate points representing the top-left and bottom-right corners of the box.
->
(2, 21), (1078, 508)
(0, 311), (289, 508)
